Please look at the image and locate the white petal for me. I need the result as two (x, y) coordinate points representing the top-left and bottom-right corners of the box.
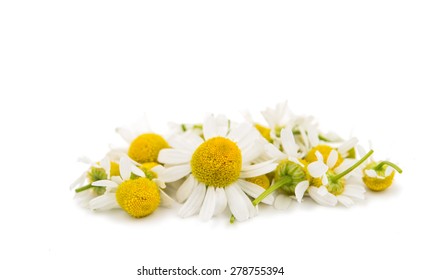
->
(89, 193), (119, 210)
(337, 195), (354, 207)
(385, 166), (393, 176)
(307, 161), (328, 178)
(158, 148), (192, 165)
(308, 186), (337, 207)
(178, 182), (206, 218)
(307, 125), (319, 147)
(315, 151), (324, 162)
(273, 194), (292, 210)
(92, 180), (119, 189)
(237, 179), (274, 205)
(159, 189), (175, 208)
(241, 141), (264, 163)
(240, 160), (277, 178)
(176, 174), (196, 203)
(342, 186), (365, 200)
(225, 184), (250, 222)
(203, 115), (218, 140)
(264, 143), (286, 160)
(228, 123), (253, 144)
(131, 165), (145, 177)
(78, 156), (94, 164)
(327, 150), (338, 169)
(295, 181), (309, 203)
(346, 183), (366, 193)
(111, 176), (123, 185)
(317, 186), (328, 195)
(100, 157), (111, 178)
(168, 134), (202, 153)
(115, 127), (135, 143)
(70, 171), (87, 190)
(281, 127), (299, 157)
(338, 137), (358, 155)
(159, 164), (191, 182)
(322, 174), (328, 185)
(119, 156), (132, 181)
(153, 178), (166, 189)
(214, 187), (227, 215)
(365, 169), (377, 178)
(199, 187), (216, 221)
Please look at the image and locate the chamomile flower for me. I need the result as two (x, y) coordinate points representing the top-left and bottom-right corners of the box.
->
(307, 149), (373, 207)
(88, 156), (173, 217)
(109, 118), (169, 164)
(362, 160), (402, 191)
(157, 115), (278, 222)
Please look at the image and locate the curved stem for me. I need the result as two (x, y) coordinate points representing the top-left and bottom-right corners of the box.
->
(374, 161), (403, 174)
(75, 184), (93, 193)
(252, 176), (292, 206)
(331, 149), (374, 181)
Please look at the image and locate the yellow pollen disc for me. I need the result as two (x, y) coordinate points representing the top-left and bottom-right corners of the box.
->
(110, 162), (120, 177)
(246, 175), (270, 189)
(254, 124), (272, 142)
(191, 137), (242, 188)
(363, 163), (395, 191)
(115, 178), (160, 218)
(306, 145), (343, 169)
(128, 133), (169, 164)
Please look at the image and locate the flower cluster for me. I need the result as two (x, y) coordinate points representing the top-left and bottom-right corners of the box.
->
(70, 102), (402, 223)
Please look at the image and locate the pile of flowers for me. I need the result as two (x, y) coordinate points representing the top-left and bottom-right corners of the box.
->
(70, 102), (402, 223)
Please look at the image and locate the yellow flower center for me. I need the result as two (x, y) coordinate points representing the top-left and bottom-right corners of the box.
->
(246, 175), (271, 189)
(128, 133), (169, 164)
(363, 162), (395, 191)
(110, 161), (120, 177)
(306, 145), (343, 169)
(254, 124), (272, 142)
(191, 137), (242, 188)
(311, 170), (345, 195)
(115, 178), (160, 218)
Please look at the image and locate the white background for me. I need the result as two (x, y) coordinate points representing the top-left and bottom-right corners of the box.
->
(1, 1), (420, 279)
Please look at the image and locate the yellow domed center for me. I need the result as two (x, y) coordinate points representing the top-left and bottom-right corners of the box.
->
(128, 133), (169, 164)
(115, 178), (160, 218)
(306, 145), (343, 169)
(109, 161), (120, 177)
(362, 162), (395, 191)
(254, 124), (272, 142)
(191, 137), (242, 188)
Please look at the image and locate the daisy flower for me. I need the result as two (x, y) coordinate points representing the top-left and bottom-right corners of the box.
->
(307, 149), (374, 207)
(157, 115), (278, 222)
(88, 155), (173, 217)
(109, 117), (169, 164)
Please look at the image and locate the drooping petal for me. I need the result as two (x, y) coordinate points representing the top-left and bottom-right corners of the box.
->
(308, 186), (337, 207)
(337, 195), (354, 207)
(237, 179), (274, 205)
(281, 127), (299, 157)
(307, 161), (328, 178)
(225, 183), (250, 222)
(214, 187), (227, 215)
(158, 148), (192, 165)
(131, 165), (145, 178)
(119, 156), (132, 181)
(159, 164), (191, 182)
(273, 194), (292, 210)
(295, 180), (309, 203)
(327, 150), (338, 169)
(199, 187), (217, 221)
(240, 160), (277, 178)
(92, 180), (119, 189)
(178, 182), (206, 218)
(365, 169), (377, 178)
(69, 171), (87, 190)
(338, 137), (358, 156)
(176, 174), (196, 203)
(89, 193), (119, 211)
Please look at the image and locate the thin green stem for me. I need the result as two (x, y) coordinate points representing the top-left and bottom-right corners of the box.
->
(331, 149), (374, 181)
(252, 176), (292, 206)
(374, 161), (403, 174)
(75, 184), (93, 193)
(230, 214), (235, 224)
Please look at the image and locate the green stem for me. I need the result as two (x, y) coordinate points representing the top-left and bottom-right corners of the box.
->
(331, 149), (374, 181)
(75, 184), (93, 193)
(374, 161), (403, 174)
(230, 214), (235, 224)
(252, 176), (292, 206)
(181, 124), (187, 132)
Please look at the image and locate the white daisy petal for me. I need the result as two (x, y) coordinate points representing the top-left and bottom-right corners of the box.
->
(228, 123), (253, 144)
(153, 178), (166, 189)
(295, 181), (309, 203)
(337, 195), (354, 207)
(214, 187), (227, 215)
(119, 156), (132, 181)
(385, 166), (393, 176)
(199, 187), (217, 221)
(160, 164), (191, 183)
(315, 151), (324, 162)
(158, 148), (192, 165)
(176, 174), (196, 203)
(92, 180), (119, 189)
(168, 134), (202, 153)
(307, 125), (319, 147)
(131, 165), (145, 178)
(240, 160), (277, 178)
(273, 194), (292, 210)
(100, 157), (111, 178)
(237, 179), (274, 205)
(111, 176), (123, 185)
(225, 184), (250, 222)
(342, 186), (365, 200)
(78, 156), (94, 164)
(264, 143), (286, 160)
(307, 161), (328, 178)
(322, 174), (328, 185)
(241, 141), (264, 164)
(327, 150), (338, 169)
(115, 127), (135, 143)
(89, 193), (119, 211)
(70, 171), (87, 190)
(308, 186), (337, 206)
(203, 115), (218, 140)
(365, 169), (377, 178)
(159, 189), (175, 208)
(338, 137), (358, 155)
(178, 182), (206, 218)
(281, 127), (299, 157)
